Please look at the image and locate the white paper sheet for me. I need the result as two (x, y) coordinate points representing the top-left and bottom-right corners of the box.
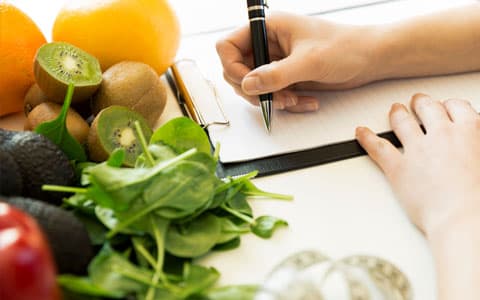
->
(177, 0), (480, 163)
(170, 0), (401, 36)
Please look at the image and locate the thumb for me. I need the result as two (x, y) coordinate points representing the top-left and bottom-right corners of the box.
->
(241, 55), (308, 95)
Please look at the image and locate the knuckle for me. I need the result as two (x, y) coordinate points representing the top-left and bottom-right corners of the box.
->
(265, 64), (284, 85)
(215, 39), (228, 54)
(371, 138), (389, 156)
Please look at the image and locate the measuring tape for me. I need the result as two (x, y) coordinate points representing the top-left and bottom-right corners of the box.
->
(255, 250), (412, 300)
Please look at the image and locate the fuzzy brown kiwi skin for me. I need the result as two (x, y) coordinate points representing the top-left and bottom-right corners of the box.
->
(87, 112), (109, 163)
(91, 61), (167, 128)
(25, 102), (90, 145)
(24, 84), (49, 116)
(24, 84), (92, 119)
(34, 59), (101, 104)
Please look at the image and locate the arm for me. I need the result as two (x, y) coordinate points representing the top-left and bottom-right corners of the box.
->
(216, 4), (480, 112)
(375, 4), (480, 80)
(429, 216), (480, 300)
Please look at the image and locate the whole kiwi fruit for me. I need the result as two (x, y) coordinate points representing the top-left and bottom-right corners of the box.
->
(92, 61), (167, 128)
(24, 84), (49, 116)
(88, 105), (152, 166)
(25, 102), (90, 145)
(34, 42), (102, 104)
(24, 84), (92, 119)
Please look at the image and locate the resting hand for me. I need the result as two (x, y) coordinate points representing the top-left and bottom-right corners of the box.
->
(356, 94), (480, 237)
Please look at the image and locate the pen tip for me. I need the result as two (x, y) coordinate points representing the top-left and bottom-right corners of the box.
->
(260, 100), (272, 132)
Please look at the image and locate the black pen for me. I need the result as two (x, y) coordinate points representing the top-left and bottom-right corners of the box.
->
(247, 0), (272, 132)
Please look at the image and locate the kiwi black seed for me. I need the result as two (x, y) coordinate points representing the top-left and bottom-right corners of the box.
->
(34, 42), (102, 104)
(87, 106), (153, 166)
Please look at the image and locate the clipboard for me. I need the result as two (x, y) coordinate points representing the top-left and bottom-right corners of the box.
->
(167, 59), (402, 178)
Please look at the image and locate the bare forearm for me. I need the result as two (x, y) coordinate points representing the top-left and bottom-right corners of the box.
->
(373, 4), (480, 80)
(428, 216), (480, 300)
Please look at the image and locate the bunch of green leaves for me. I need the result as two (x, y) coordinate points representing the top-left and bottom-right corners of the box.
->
(45, 117), (292, 300)
(34, 83), (87, 162)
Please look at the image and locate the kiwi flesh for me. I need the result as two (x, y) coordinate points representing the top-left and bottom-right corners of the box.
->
(92, 61), (167, 128)
(34, 42), (102, 104)
(25, 102), (90, 145)
(88, 106), (152, 166)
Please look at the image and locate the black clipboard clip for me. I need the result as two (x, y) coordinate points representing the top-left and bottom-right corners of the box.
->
(167, 59), (230, 129)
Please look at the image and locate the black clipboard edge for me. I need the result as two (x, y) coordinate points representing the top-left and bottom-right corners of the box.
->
(215, 131), (401, 178)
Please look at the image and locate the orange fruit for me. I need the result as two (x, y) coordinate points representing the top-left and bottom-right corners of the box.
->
(0, 3), (46, 117)
(52, 0), (180, 75)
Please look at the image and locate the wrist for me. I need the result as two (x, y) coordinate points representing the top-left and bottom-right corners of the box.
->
(353, 25), (395, 84)
(426, 212), (480, 245)
(368, 23), (407, 81)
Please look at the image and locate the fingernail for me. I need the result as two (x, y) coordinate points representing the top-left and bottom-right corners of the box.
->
(356, 126), (365, 136)
(242, 76), (263, 94)
(390, 103), (409, 122)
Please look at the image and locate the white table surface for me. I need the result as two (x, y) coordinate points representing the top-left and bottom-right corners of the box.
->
(5, 1), (478, 299)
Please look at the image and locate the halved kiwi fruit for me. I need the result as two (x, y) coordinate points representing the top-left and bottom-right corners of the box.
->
(34, 42), (102, 103)
(87, 106), (152, 166)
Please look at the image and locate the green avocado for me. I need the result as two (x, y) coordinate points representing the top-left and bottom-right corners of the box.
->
(3, 196), (95, 275)
(0, 129), (75, 204)
(0, 150), (23, 196)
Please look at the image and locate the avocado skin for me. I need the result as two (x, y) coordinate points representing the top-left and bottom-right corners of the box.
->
(0, 150), (23, 196)
(0, 129), (75, 205)
(2, 196), (95, 275)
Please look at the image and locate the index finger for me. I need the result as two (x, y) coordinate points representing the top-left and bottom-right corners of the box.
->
(216, 26), (253, 84)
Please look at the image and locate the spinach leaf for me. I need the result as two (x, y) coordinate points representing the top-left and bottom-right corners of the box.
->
(213, 237), (241, 251)
(94, 206), (141, 236)
(211, 171), (258, 209)
(178, 264), (220, 298)
(88, 245), (152, 295)
(204, 285), (258, 300)
(165, 214), (222, 258)
(150, 117), (211, 155)
(216, 218), (249, 245)
(73, 211), (108, 246)
(149, 143), (177, 161)
(57, 275), (124, 299)
(144, 216), (170, 300)
(88, 148), (198, 211)
(226, 192), (253, 217)
(243, 181), (294, 201)
(34, 83), (87, 162)
(144, 161), (217, 219)
(107, 148), (126, 167)
(251, 216), (288, 239)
